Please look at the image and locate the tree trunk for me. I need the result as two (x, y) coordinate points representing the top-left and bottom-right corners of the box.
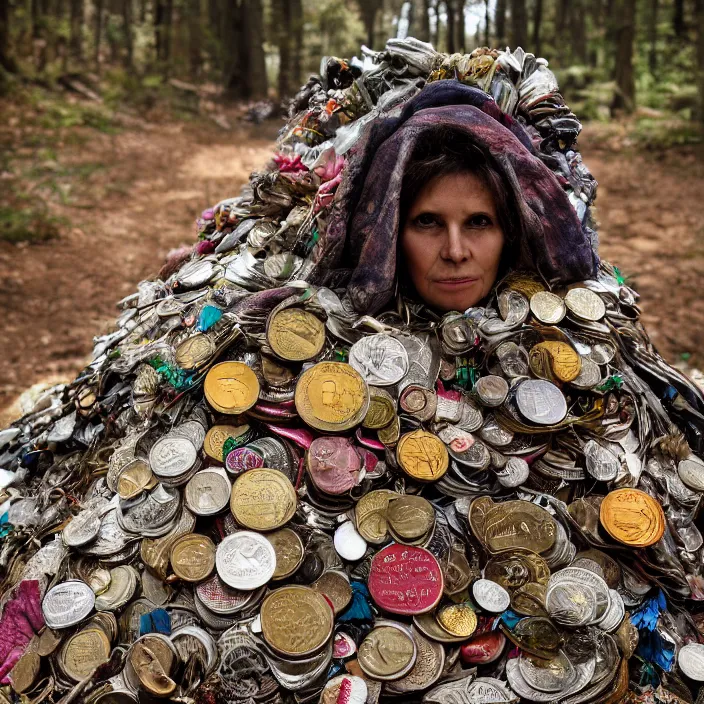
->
(611, 0), (636, 113)
(484, 0), (490, 45)
(357, 0), (379, 49)
(155, 0), (165, 61)
(495, 0), (507, 46)
(532, 0), (542, 55)
(696, 0), (704, 124)
(243, 0), (267, 99)
(122, 0), (133, 68)
(457, 0), (465, 53)
(291, 0), (303, 86)
(419, 0), (431, 42)
(93, 0), (103, 68)
(0, 0), (16, 71)
(446, 0), (456, 53)
(429, 0), (438, 46)
(673, 0), (685, 38)
(163, 0), (173, 67)
(572, 0), (588, 64)
(648, 0), (658, 75)
(187, 0), (201, 79)
(510, 0), (527, 48)
(274, 0), (292, 100)
(69, 0), (83, 61)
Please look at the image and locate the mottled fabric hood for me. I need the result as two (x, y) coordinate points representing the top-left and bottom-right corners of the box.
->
(312, 81), (599, 315)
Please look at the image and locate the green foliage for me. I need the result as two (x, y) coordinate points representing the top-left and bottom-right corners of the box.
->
(0, 204), (63, 243)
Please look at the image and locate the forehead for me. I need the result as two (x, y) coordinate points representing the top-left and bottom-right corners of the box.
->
(408, 171), (496, 213)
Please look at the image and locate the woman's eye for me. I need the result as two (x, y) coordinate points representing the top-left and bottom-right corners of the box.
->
(467, 214), (492, 228)
(413, 213), (439, 228)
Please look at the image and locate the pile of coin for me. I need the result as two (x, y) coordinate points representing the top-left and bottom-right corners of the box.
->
(1, 37), (704, 704)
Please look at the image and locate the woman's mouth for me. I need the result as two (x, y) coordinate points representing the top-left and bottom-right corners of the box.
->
(434, 277), (479, 287)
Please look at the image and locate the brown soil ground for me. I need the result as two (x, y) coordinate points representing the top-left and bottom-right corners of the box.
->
(0, 117), (702, 425)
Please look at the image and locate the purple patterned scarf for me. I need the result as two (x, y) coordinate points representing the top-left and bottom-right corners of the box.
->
(311, 81), (599, 315)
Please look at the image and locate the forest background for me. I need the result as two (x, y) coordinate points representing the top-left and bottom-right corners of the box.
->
(0, 0), (703, 422)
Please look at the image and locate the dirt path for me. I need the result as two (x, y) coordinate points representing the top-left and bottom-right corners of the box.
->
(0, 118), (702, 425)
(0, 116), (277, 422)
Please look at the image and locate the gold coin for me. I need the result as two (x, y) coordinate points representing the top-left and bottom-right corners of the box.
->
(169, 533), (216, 582)
(387, 495), (435, 540)
(141, 508), (196, 579)
(60, 628), (111, 682)
(600, 488), (665, 548)
(175, 333), (215, 370)
(377, 414), (401, 447)
(9, 651), (40, 693)
(130, 636), (176, 697)
(355, 489), (399, 544)
(266, 527), (304, 580)
(204, 362), (260, 414)
(204, 424), (249, 461)
(267, 308), (325, 362)
(396, 429), (449, 482)
(358, 624), (416, 680)
(436, 603), (478, 637)
(261, 354), (297, 387)
(529, 341), (582, 383)
(502, 271), (546, 299)
(482, 500), (557, 554)
(116, 458), (153, 500)
(260, 586), (333, 657)
(294, 362), (369, 432)
(311, 570), (353, 615)
(362, 387), (396, 429)
(230, 468), (297, 531)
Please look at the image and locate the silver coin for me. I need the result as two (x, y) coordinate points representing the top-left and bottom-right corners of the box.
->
(42, 580), (95, 629)
(565, 287), (606, 321)
(349, 334), (409, 386)
(118, 484), (180, 535)
(437, 426), (491, 470)
(81, 508), (133, 557)
(584, 440), (619, 481)
(678, 643), (704, 681)
(62, 508), (102, 548)
(456, 396), (484, 432)
(596, 589), (625, 632)
(334, 521), (368, 561)
(475, 375), (509, 407)
(185, 468), (231, 516)
(507, 655), (595, 702)
(678, 455), (704, 492)
(472, 579), (510, 613)
(518, 650), (575, 693)
(589, 341), (616, 365)
(149, 435), (198, 478)
(516, 379), (567, 425)
(496, 341), (530, 378)
(496, 456), (530, 488)
(425, 675), (516, 703)
(216, 531), (276, 590)
(498, 289), (530, 326)
(479, 416), (514, 447)
(530, 291), (566, 324)
(546, 582), (597, 627)
(570, 356), (601, 389)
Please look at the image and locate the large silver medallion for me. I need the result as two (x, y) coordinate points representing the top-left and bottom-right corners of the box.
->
(215, 531), (276, 590)
(516, 379), (567, 425)
(349, 334), (409, 386)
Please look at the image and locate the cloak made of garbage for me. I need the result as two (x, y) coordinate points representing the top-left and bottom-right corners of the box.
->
(314, 81), (600, 316)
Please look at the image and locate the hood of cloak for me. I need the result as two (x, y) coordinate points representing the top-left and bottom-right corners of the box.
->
(309, 80), (599, 316)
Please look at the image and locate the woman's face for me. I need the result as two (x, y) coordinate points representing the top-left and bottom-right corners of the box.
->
(401, 171), (505, 312)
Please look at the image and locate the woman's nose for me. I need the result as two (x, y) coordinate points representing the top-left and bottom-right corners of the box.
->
(441, 224), (469, 263)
